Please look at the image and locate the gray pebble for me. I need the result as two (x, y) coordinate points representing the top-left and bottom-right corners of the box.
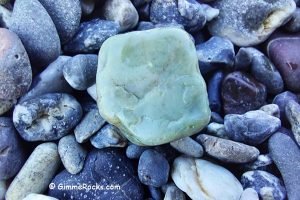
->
(260, 104), (280, 118)
(64, 19), (120, 54)
(19, 56), (72, 103)
(23, 193), (58, 200)
(240, 188), (259, 200)
(63, 54), (98, 90)
(87, 84), (97, 101)
(5, 143), (60, 200)
(285, 8), (300, 32)
(103, 0), (139, 32)
(164, 185), (186, 200)
(58, 135), (87, 174)
(126, 144), (149, 159)
(0, 181), (6, 200)
(13, 93), (82, 141)
(197, 134), (260, 163)
(285, 100), (300, 145)
(170, 136), (203, 158)
(207, 122), (229, 139)
(244, 154), (273, 171)
(0, 5), (11, 28)
(224, 110), (281, 145)
(210, 112), (224, 124)
(38, 0), (81, 44)
(74, 108), (106, 143)
(10, 0), (60, 67)
(0, 98), (16, 115)
(269, 132), (300, 200)
(136, 21), (156, 30)
(90, 124), (127, 149)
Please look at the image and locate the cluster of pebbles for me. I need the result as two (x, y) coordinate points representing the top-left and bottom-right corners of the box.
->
(1, 0), (300, 200)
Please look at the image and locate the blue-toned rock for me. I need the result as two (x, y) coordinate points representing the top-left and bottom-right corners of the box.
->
(48, 148), (144, 200)
(273, 91), (298, 124)
(10, 0), (60, 67)
(285, 100), (300, 145)
(260, 104), (280, 118)
(13, 93), (82, 141)
(138, 149), (170, 187)
(0, 117), (26, 180)
(196, 37), (235, 74)
(148, 186), (162, 200)
(126, 144), (149, 159)
(241, 170), (286, 200)
(285, 8), (300, 32)
(38, 0), (81, 43)
(64, 19), (120, 54)
(170, 136), (204, 158)
(224, 110), (281, 145)
(244, 154), (273, 171)
(207, 71), (224, 112)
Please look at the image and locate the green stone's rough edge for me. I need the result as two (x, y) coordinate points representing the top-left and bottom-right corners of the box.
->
(96, 27), (211, 146)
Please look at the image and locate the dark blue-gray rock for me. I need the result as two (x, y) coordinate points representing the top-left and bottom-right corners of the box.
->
(244, 154), (273, 171)
(241, 170), (286, 200)
(273, 91), (298, 124)
(90, 124), (127, 149)
(269, 132), (300, 200)
(197, 134), (259, 163)
(19, 56), (72, 103)
(63, 54), (98, 90)
(10, 0), (60, 67)
(136, 21), (155, 30)
(0, 117), (26, 180)
(224, 110), (281, 145)
(208, 0), (296, 46)
(80, 0), (95, 16)
(0, 180), (6, 200)
(285, 8), (300, 32)
(13, 93), (82, 141)
(102, 0), (139, 32)
(38, 0), (81, 44)
(164, 185), (186, 200)
(207, 71), (224, 112)
(58, 135), (87, 174)
(260, 104), (280, 118)
(221, 71), (267, 114)
(0, 98), (16, 115)
(170, 136), (204, 158)
(138, 149), (170, 187)
(137, 1), (150, 21)
(0, 28), (32, 101)
(196, 37), (234, 74)
(148, 186), (162, 200)
(48, 148), (144, 200)
(74, 108), (106, 143)
(207, 122), (228, 139)
(64, 19), (120, 54)
(0, 5), (11, 28)
(132, 0), (149, 7)
(285, 100), (300, 145)
(150, 0), (218, 32)
(126, 144), (149, 159)
(210, 112), (224, 124)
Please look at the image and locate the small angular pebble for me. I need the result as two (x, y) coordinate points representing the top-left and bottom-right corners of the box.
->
(209, 0), (296, 46)
(197, 134), (260, 163)
(240, 188), (259, 200)
(269, 132), (300, 200)
(267, 36), (300, 92)
(0, 5), (11, 28)
(19, 56), (72, 103)
(38, 0), (81, 44)
(260, 104), (280, 118)
(90, 124), (127, 149)
(285, 8), (300, 32)
(5, 143), (60, 200)
(241, 170), (286, 200)
(64, 19), (120, 54)
(49, 149), (144, 200)
(0, 28), (32, 100)
(96, 28), (211, 146)
(172, 157), (243, 200)
(74, 108), (106, 143)
(224, 110), (281, 145)
(207, 122), (228, 138)
(244, 154), (273, 171)
(196, 37), (235, 74)
(10, 0), (60, 67)
(58, 135), (87, 174)
(103, 0), (139, 32)
(285, 100), (300, 145)
(126, 144), (149, 159)
(23, 193), (58, 200)
(13, 93), (82, 141)
(63, 54), (98, 90)
(138, 149), (170, 187)
(0, 181), (6, 200)
(164, 185), (186, 200)
(207, 71), (224, 112)
(170, 136), (204, 158)
(221, 71), (267, 114)
(0, 117), (26, 180)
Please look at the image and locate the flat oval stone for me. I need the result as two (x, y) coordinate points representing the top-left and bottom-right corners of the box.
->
(48, 149), (144, 200)
(96, 28), (211, 146)
(172, 156), (243, 200)
(170, 136), (204, 158)
(221, 71), (267, 114)
(209, 0), (296, 46)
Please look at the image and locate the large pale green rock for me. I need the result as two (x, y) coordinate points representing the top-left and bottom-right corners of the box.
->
(96, 28), (211, 146)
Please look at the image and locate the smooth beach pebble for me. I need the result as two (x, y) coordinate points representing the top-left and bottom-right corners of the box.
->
(244, 154), (273, 171)
(240, 188), (259, 200)
(126, 144), (149, 159)
(96, 28), (211, 146)
(23, 193), (58, 200)
(260, 104), (280, 118)
(0, 28), (32, 101)
(5, 143), (60, 200)
(49, 149), (144, 200)
(170, 136), (204, 158)
(273, 91), (298, 123)
(172, 157), (243, 200)
(13, 93), (82, 141)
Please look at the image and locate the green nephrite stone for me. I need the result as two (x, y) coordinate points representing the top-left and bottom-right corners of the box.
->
(96, 28), (211, 146)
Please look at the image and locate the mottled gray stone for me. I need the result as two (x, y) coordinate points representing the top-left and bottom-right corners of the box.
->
(285, 100), (300, 145)
(170, 136), (203, 158)
(260, 104), (280, 118)
(0, 98), (16, 115)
